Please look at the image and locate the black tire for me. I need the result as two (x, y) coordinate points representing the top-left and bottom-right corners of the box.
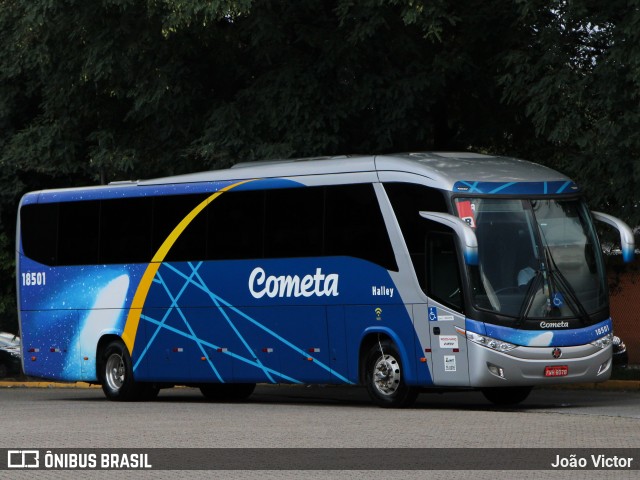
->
(99, 339), (158, 401)
(0, 363), (7, 379)
(363, 340), (418, 408)
(481, 386), (532, 406)
(199, 383), (256, 401)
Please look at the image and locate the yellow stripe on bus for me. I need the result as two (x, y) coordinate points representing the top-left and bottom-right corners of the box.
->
(122, 179), (255, 354)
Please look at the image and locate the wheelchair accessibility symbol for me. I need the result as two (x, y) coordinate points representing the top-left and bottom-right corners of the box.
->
(552, 292), (564, 308)
(428, 307), (438, 322)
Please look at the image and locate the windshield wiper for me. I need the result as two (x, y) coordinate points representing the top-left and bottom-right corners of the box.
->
(525, 200), (591, 325)
(515, 268), (543, 327)
(542, 244), (591, 324)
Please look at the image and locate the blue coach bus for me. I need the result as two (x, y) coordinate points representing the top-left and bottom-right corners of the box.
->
(16, 152), (634, 407)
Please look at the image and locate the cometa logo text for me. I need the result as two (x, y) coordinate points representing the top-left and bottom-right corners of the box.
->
(249, 267), (339, 299)
(540, 321), (569, 329)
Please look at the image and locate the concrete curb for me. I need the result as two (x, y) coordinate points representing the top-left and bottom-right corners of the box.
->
(0, 380), (99, 388)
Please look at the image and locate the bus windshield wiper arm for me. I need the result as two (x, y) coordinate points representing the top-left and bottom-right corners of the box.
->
(542, 245), (591, 324)
(515, 269), (543, 327)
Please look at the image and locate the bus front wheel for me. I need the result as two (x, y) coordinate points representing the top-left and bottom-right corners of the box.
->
(99, 340), (159, 401)
(363, 340), (418, 408)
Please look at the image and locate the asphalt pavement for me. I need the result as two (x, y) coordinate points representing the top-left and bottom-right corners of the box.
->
(1, 377), (639, 390)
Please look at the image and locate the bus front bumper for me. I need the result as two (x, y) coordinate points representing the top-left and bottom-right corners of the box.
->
(467, 341), (612, 388)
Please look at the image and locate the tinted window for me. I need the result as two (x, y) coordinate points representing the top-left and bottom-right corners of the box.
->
(325, 184), (397, 271)
(154, 194), (208, 262)
(58, 201), (100, 265)
(207, 190), (264, 260)
(264, 188), (324, 258)
(385, 183), (449, 290)
(21, 183), (398, 270)
(101, 198), (152, 264)
(20, 203), (58, 266)
(427, 232), (463, 311)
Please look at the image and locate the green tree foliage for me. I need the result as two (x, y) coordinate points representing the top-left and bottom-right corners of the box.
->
(0, 0), (639, 332)
(499, 0), (640, 226)
(0, 0), (256, 332)
(194, 0), (531, 163)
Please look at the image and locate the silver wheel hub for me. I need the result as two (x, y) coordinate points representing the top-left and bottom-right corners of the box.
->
(373, 354), (401, 395)
(105, 353), (125, 391)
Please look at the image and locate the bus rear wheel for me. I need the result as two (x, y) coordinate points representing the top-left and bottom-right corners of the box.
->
(481, 386), (532, 406)
(99, 340), (159, 401)
(363, 340), (418, 408)
(199, 383), (256, 401)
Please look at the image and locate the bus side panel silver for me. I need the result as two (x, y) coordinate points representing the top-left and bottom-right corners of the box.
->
(412, 304), (433, 385)
(425, 301), (470, 387)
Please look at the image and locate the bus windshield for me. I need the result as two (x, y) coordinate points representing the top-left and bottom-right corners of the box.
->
(455, 197), (607, 320)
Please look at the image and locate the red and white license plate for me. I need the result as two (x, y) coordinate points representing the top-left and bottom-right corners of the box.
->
(545, 365), (568, 377)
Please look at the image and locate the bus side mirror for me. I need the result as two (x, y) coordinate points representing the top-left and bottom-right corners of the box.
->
(592, 211), (635, 263)
(419, 211), (478, 266)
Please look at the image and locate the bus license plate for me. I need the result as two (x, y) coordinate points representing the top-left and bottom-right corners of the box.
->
(545, 366), (568, 377)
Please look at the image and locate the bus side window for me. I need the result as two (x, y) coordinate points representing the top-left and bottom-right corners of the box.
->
(153, 194), (208, 262)
(384, 183), (448, 290)
(207, 190), (265, 260)
(21, 203), (59, 266)
(58, 201), (100, 265)
(264, 188), (324, 258)
(325, 184), (397, 271)
(100, 197), (152, 264)
(426, 232), (463, 312)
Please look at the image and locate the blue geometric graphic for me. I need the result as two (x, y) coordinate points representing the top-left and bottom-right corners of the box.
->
(133, 261), (353, 385)
(453, 180), (579, 195)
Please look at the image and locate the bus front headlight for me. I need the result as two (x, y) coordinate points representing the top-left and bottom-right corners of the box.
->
(465, 331), (516, 353)
(591, 333), (613, 349)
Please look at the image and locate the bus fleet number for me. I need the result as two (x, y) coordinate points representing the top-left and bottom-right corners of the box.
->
(22, 272), (46, 287)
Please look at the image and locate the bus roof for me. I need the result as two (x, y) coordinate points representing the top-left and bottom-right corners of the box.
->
(142, 152), (569, 185)
(21, 152), (578, 204)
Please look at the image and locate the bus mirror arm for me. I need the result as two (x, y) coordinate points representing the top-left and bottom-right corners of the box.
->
(592, 211), (635, 263)
(419, 211), (479, 266)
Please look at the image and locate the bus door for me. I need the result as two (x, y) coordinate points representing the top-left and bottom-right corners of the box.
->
(425, 232), (470, 386)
